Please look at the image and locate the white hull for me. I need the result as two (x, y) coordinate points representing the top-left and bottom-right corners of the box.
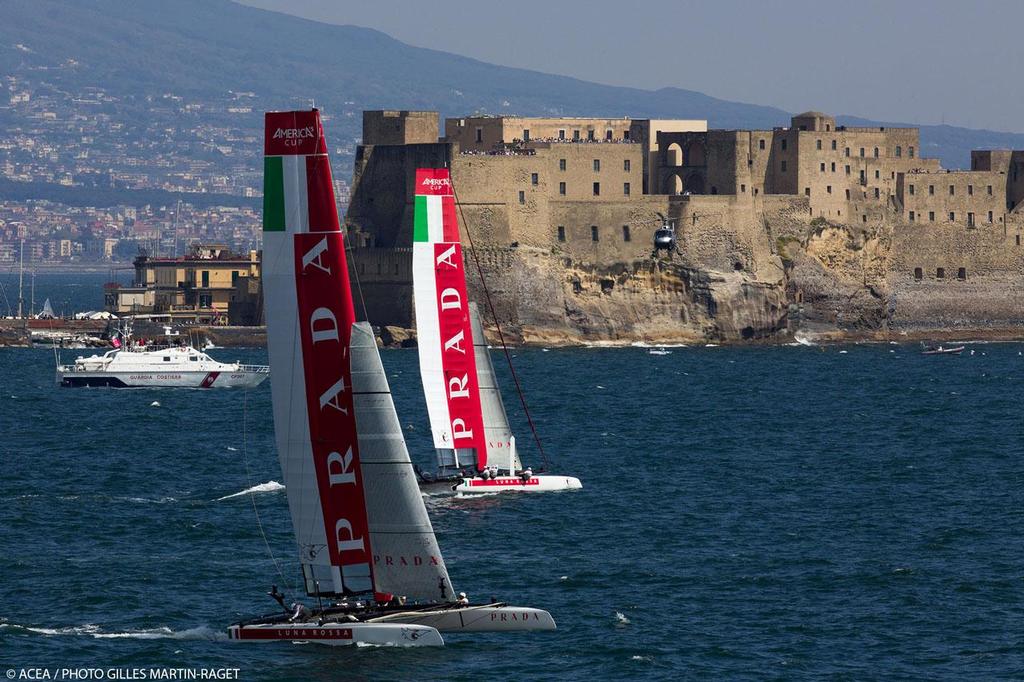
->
(58, 369), (268, 388)
(368, 605), (556, 632)
(227, 622), (443, 647)
(454, 474), (583, 495)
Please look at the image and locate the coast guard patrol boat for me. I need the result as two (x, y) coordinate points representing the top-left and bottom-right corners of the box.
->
(56, 322), (268, 388)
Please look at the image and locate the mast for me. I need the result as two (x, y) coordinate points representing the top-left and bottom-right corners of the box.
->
(411, 168), (489, 472)
(17, 238), (24, 319)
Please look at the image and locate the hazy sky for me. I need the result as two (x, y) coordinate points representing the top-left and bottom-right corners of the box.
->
(238, 0), (1024, 133)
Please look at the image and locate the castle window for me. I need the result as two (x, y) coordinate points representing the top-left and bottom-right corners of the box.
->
(523, 129), (530, 142)
(1017, 235), (1021, 246)
(559, 181), (566, 195)
(816, 139), (822, 150)
(623, 130), (630, 140)
(558, 129), (565, 140)
(827, 185), (832, 194)
(949, 185), (954, 196)
(518, 190), (525, 204)
(968, 184), (973, 196)
(968, 212), (975, 226)
(805, 187), (810, 196)
(475, 127), (483, 143)
(958, 267), (966, 280)
(860, 147), (865, 157)
(874, 147), (879, 158)
(909, 211), (915, 221)
(623, 182), (630, 195)
(740, 183), (746, 193)
(863, 215), (867, 223)
(895, 146), (902, 157)
(781, 139), (787, 151)
(949, 211), (955, 221)
(820, 163), (826, 172)
(754, 188), (759, 195)
(593, 159), (600, 172)
(759, 139), (765, 150)
(606, 130), (613, 141)
(860, 170), (866, 183)
(559, 158), (566, 171)
(987, 185), (993, 195)
(557, 226), (565, 242)
(909, 184), (915, 195)
(875, 170), (880, 179)
(624, 159), (631, 172)
(909, 146), (915, 158)
(587, 130), (595, 141)
(874, 188), (880, 199)
(929, 211), (935, 221)
(781, 160), (787, 172)
(573, 130), (580, 141)
(531, 172), (538, 186)
(936, 267), (945, 279)
(591, 225), (599, 241)
(929, 185), (935, 195)
(914, 267), (923, 280)
(832, 140), (837, 150)
(845, 165), (851, 175)
(988, 210), (994, 222)
(846, 189), (851, 199)
(622, 225), (631, 241)
(593, 182), (600, 196)
(845, 147), (850, 157)
(831, 162), (836, 172)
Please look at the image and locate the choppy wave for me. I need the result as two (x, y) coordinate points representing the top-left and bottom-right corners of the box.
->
(0, 622), (226, 640)
(615, 612), (631, 626)
(216, 480), (285, 501)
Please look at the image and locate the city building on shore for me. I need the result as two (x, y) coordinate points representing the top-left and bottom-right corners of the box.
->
(103, 244), (262, 324)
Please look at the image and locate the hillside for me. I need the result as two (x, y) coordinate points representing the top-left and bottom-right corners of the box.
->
(1, 0), (1022, 168)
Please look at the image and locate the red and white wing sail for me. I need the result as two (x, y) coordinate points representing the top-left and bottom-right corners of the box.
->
(262, 112), (450, 601)
(411, 168), (489, 470)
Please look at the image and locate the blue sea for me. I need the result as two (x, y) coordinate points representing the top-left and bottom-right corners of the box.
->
(2, 322), (1024, 678)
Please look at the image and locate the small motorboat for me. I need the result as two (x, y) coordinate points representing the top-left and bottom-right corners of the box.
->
(921, 345), (965, 356)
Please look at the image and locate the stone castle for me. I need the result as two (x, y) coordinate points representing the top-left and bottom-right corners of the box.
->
(344, 109), (1024, 343)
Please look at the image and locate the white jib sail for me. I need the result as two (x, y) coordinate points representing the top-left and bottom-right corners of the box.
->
(350, 322), (454, 601)
(469, 303), (522, 471)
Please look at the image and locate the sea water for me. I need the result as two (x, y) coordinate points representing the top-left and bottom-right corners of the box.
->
(2, 339), (1023, 679)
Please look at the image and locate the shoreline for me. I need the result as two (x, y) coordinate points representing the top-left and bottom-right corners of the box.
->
(2, 321), (1022, 349)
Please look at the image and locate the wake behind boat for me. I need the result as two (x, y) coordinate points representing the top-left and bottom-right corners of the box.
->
(229, 110), (556, 648)
(410, 168), (582, 496)
(56, 322), (268, 388)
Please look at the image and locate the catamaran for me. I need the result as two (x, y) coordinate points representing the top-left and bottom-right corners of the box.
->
(411, 168), (582, 495)
(229, 110), (556, 647)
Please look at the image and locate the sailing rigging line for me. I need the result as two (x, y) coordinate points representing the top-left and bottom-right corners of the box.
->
(241, 376), (293, 593)
(450, 181), (552, 472)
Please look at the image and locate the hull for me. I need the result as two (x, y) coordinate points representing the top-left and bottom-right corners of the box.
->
(454, 474), (583, 495)
(227, 622), (443, 647)
(369, 605), (556, 632)
(58, 370), (268, 388)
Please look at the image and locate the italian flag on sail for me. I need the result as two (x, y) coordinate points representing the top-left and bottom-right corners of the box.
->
(412, 168), (489, 469)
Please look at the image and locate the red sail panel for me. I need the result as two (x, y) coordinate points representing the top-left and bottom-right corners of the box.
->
(432, 240), (488, 468)
(293, 230), (372, 588)
(265, 110), (327, 156)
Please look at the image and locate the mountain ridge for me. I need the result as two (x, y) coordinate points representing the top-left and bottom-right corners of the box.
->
(1, 0), (1022, 168)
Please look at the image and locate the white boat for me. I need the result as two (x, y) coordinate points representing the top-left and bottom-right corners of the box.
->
(410, 167), (582, 495)
(229, 109), (556, 648)
(56, 324), (268, 388)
